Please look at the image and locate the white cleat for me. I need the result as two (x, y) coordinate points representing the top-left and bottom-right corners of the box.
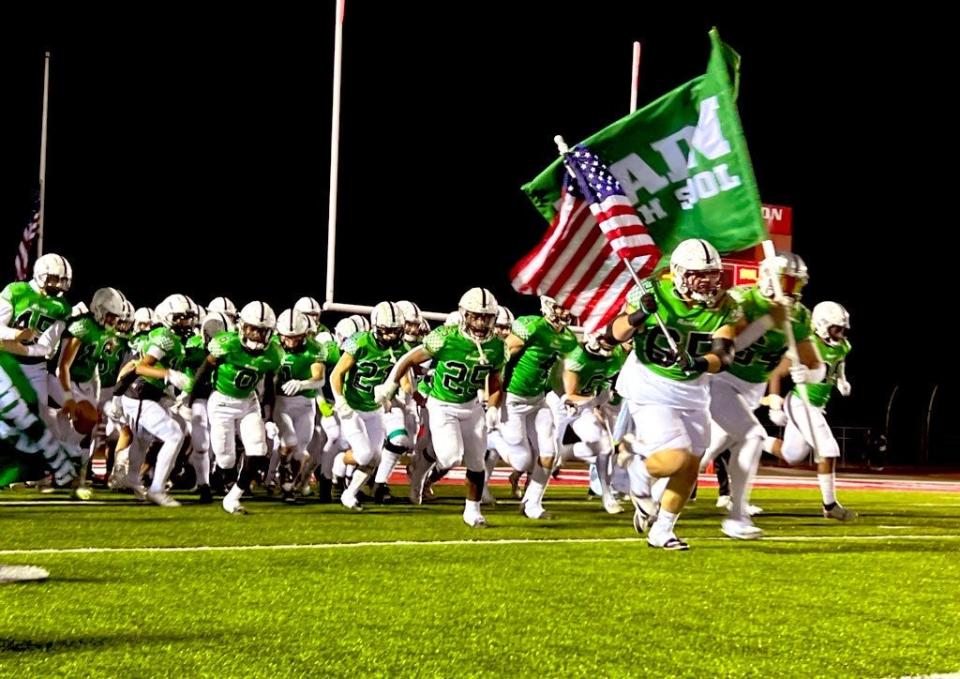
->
(340, 489), (363, 512)
(480, 488), (497, 506)
(823, 503), (858, 521)
(602, 493), (624, 514)
(721, 518), (764, 540)
(222, 495), (247, 515)
(715, 495), (732, 510)
(629, 493), (658, 534)
(520, 500), (552, 520)
(747, 504), (763, 516)
(463, 511), (488, 528)
(131, 485), (148, 501)
(146, 490), (181, 507)
(647, 527), (689, 551)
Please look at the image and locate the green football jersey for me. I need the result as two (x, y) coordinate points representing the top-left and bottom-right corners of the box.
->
(625, 279), (742, 382)
(1, 281), (71, 363)
(423, 326), (506, 405)
(792, 335), (851, 408)
(565, 345), (628, 396)
(64, 316), (129, 388)
(138, 327), (186, 393)
(505, 316), (579, 397)
(277, 337), (328, 398)
(340, 331), (401, 412)
(727, 286), (812, 384)
(208, 331), (282, 399)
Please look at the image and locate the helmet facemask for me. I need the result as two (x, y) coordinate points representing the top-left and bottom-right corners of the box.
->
(240, 323), (271, 352)
(460, 309), (496, 341)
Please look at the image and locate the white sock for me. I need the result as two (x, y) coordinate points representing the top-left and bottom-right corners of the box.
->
(464, 499), (481, 514)
(375, 450), (401, 484)
(651, 476), (670, 504)
(762, 436), (777, 454)
(817, 472), (836, 505)
(149, 438), (182, 493)
(346, 468), (371, 496)
(652, 509), (679, 534)
(522, 464), (550, 506)
(191, 450), (210, 487)
(627, 457), (653, 497)
(332, 452), (346, 479)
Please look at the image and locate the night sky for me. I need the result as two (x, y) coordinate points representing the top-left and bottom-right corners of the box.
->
(1, 5), (953, 454)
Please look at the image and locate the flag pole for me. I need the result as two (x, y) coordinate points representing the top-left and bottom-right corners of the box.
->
(324, 0), (345, 310)
(630, 41), (641, 114)
(553, 134), (679, 358)
(37, 50), (51, 257)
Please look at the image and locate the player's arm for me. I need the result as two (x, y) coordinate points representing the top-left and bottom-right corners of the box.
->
(504, 333), (526, 357)
(562, 368), (591, 405)
(261, 371), (275, 420)
(58, 337), (82, 395)
(187, 355), (218, 405)
(279, 361), (326, 396)
(376, 346), (431, 405)
(12, 320), (66, 357)
(603, 289), (659, 345)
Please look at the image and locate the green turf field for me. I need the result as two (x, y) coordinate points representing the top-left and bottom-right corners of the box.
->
(2, 484), (959, 677)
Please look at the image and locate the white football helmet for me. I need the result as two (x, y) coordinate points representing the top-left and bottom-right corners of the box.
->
(494, 306), (515, 338)
(812, 301), (850, 346)
(370, 301), (404, 347)
(294, 296), (323, 326)
(418, 318), (432, 336)
(396, 300), (424, 343)
(459, 288), (498, 340)
(670, 238), (724, 306)
(238, 301), (277, 352)
(350, 314), (371, 332)
(540, 295), (573, 329)
(134, 307), (155, 333)
(155, 294), (198, 339)
(201, 311), (235, 344)
(207, 296), (238, 320)
(90, 287), (128, 328)
(334, 317), (363, 346)
(277, 308), (311, 351)
(33, 253), (73, 296)
(758, 251), (808, 301)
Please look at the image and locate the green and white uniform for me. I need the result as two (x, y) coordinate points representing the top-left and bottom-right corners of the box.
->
(337, 331), (402, 467)
(615, 279), (742, 458)
(206, 331), (282, 467)
(119, 326), (189, 495)
(500, 315), (578, 469)
(275, 337), (328, 453)
(0, 281), (72, 423)
(420, 325), (506, 471)
(557, 345), (628, 459)
(708, 286), (812, 443)
(782, 335), (851, 463)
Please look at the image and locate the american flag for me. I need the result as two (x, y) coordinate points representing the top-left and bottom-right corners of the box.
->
(14, 195), (41, 281)
(510, 145), (661, 331)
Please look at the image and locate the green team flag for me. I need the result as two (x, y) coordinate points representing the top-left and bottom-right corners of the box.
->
(522, 28), (767, 256)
